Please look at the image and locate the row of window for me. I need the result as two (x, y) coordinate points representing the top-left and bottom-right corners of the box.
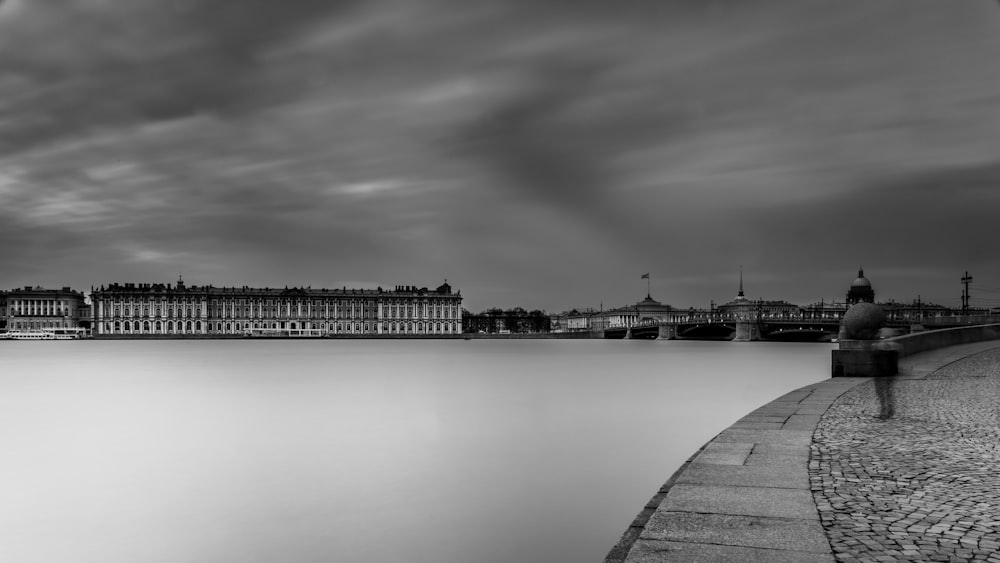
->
(9, 321), (75, 329)
(101, 320), (459, 334)
(101, 308), (458, 320)
(7, 310), (73, 316)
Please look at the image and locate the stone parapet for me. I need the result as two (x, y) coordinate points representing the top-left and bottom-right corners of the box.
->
(886, 323), (1000, 358)
(831, 323), (1000, 377)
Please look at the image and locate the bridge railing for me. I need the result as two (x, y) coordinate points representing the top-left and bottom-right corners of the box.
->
(653, 313), (845, 325)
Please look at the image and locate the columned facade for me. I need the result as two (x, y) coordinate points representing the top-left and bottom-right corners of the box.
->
(91, 279), (462, 337)
(3, 286), (87, 331)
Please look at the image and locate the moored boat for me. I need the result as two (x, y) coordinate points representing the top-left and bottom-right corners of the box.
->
(0, 328), (88, 340)
(2, 330), (57, 340)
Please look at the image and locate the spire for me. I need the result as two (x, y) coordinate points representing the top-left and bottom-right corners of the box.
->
(737, 265), (745, 298)
(858, 266), (864, 277)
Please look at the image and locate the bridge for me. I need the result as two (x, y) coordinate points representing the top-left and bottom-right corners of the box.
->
(603, 313), (1000, 342)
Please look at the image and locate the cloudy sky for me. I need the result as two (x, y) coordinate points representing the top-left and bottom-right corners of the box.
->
(2, 0), (1000, 312)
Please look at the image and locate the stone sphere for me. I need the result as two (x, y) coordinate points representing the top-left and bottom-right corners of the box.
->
(842, 303), (886, 340)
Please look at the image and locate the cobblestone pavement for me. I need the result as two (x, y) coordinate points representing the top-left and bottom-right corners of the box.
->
(812, 348), (1000, 562)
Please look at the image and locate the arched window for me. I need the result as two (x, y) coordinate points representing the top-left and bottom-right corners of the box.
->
(133, 321), (140, 331)
(186, 321), (192, 332)
(155, 321), (162, 333)
(196, 321), (201, 332)
(114, 321), (121, 332)
(143, 321), (150, 332)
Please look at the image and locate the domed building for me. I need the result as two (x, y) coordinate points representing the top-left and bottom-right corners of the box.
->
(846, 268), (875, 305)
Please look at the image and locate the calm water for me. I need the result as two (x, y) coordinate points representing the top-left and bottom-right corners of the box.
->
(0, 339), (833, 563)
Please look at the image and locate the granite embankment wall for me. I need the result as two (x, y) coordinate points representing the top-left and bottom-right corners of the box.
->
(607, 327), (1000, 562)
(881, 323), (1000, 358)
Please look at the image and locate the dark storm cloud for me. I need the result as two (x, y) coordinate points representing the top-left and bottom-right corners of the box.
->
(0, 0), (360, 153)
(452, 61), (612, 209)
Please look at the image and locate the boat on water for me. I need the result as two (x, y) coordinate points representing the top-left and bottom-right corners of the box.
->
(242, 328), (328, 338)
(1, 328), (88, 340)
(2, 330), (57, 340)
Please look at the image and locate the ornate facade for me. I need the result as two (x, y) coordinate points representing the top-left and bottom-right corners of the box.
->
(3, 286), (88, 331)
(91, 279), (462, 337)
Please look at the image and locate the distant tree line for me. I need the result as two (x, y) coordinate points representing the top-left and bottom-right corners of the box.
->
(462, 307), (551, 334)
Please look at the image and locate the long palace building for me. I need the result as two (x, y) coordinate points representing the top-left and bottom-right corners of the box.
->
(90, 278), (462, 337)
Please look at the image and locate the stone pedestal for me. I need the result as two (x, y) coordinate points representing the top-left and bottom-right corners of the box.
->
(832, 343), (898, 377)
(832, 303), (897, 377)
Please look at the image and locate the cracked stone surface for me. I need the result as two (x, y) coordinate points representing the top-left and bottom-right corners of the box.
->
(811, 348), (1000, 563)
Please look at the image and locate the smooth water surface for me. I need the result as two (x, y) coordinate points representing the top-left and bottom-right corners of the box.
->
(0, 339), (833, 563)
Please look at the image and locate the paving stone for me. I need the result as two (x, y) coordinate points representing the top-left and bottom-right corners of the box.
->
(745, 452), (811, 467)
(626, 539), (835, 563)
(641, 511), (830, 552)
(751, 442), (810, 456)
(662, 484), (818, 519)
(714, 428), (813, 447)
(729, 421), (786, 430)
(737, 415), (791, 424)
(782, 413), (823, 430)
(675, 461), (808, 489)
(691, 451), (748, 466)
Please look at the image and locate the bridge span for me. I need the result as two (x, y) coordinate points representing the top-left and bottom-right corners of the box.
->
(602, 314), (1000, 342)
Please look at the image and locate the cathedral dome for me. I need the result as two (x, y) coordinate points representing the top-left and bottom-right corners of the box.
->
(846, 267), (875, 304)
(851, 275), (871, 288)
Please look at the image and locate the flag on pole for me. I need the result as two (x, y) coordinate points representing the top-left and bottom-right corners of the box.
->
(641, 273), (649, 279)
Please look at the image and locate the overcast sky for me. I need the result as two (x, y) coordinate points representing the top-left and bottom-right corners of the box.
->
(2, 0), (1000, 312)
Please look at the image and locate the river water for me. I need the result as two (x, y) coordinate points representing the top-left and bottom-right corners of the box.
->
(0, 339), (833, 563)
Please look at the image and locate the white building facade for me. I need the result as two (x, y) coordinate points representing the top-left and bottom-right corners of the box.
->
(3, 286), (88, 331)
(91, 279), (462, 337)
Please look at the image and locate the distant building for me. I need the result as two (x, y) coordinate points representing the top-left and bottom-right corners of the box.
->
(715, 270), (800, 319)
(90, 278), (462, 337)
(800, 300), (849, 320)
(846, 268), (875, 304)
(882, 298), (950, 322)
(463, 307), (550, 334)
(3, 286), (88, 331)
(591, 294), (680, 329)
(549, 308), (599, 332)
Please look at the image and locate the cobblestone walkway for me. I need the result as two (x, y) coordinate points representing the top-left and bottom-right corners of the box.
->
(812, 348), (1000, 562)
